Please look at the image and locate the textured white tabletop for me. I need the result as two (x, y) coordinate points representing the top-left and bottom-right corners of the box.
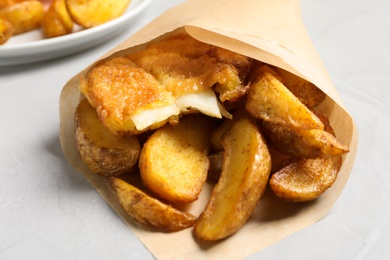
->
(0, 0), (389, 259)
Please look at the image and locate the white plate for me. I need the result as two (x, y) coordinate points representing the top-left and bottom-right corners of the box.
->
(0, 0), (152, 66)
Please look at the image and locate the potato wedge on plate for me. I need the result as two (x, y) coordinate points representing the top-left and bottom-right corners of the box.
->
(75, 99), (140, 176)
(66, 0), (131, 28)
(42, 0), (74, 38)
(111, 177), (196, 232)
(139, 114), (216, 204)
(0, 17), (13, 44)
(194, 115), (271, 240)
(0, 0), (44, 34)
(0, 0), (35, 9)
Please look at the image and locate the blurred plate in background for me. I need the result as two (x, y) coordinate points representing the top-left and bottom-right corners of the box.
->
(0, 0), (152, 66)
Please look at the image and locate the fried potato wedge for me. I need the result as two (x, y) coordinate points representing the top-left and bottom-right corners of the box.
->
(269, 155), (342, 202)
(42, 0), (73, 38)
(0, 0), (33, 9)
(111, 177), (196, 232)
(210, 108), (248, 151)
(75, 99), (140, 176)
(261, 120), (349, 158)
(261, 108), (349, 158)
(0, 1), (44, 35)
(0, 17), (13, 44)
(246, 72), (324, 130)
(273, 67), (326, 108)
(66, 0), (131, 28)
(139, 114), (216, 204)
(194, 116), (271, 240)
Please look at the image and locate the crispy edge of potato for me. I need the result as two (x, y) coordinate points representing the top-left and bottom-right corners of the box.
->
(261, 120), (349, 158)
(110, 177), (196, 232)
(0, 17), (13, 44)
(269, 155), (342, 202)
(210, 108), (248, 151)
(245, 72), (324, 131)
(0, 0), (33, 9)
(65, 0), (131, 28)
(260, 107), (349, 158)
(139, 114), (216, 204)
(194, 115), (271, 241)
(0, 1), (44, 35)
(273, 67), (326, 108)
(75, 99), (140, 176)
(42, 0), (74, 38)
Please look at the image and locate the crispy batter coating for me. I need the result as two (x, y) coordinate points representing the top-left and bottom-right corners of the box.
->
(80, 33), (252, 135)
(127, 33), (252, 101)
(80, 57), (176, 135)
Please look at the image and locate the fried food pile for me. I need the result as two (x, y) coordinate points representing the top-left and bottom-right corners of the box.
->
(75, 32), (349, 240)
(0, 0), (131, 45)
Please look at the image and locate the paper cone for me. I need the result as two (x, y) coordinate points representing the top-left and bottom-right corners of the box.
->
(59, 0), (358, 258)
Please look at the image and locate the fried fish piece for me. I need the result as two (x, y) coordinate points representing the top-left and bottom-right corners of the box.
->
(80, 33), (250, 135)
(128, 33), (252, 102)
(80, 57), (179, 135)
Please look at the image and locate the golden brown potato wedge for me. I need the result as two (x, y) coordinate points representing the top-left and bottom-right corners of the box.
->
(0, 1), (44, 35)
(42, 0), (73, 38)
(261, 120), (349, 158)
(249, 63), (285, 83)
(139, 114), (216, 204)
(66, 0), (131, 28)
(194, 115), (271, 240)
(0, 17), (13, 44)
(273, 67), (326, 108)
(0, 0), (33, 9)
(210, 108), (248, 151)
(269, 155), (342, 202)
(210, 118), (234, 152)
(246, 72), (324, 130)
(111, 177), (196, 232)
(75, 99), (140, 176)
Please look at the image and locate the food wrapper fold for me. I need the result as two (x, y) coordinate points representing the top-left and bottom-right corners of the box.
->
(59, 0), (358, 258)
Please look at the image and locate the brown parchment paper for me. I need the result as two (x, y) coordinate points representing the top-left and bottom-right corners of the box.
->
(59, 0), (359, 259)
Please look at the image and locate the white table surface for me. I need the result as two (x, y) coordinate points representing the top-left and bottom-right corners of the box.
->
(1, 0), (389, 259)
